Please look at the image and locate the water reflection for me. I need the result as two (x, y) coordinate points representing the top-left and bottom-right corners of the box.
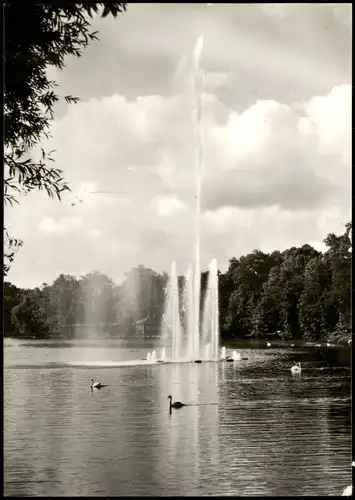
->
(4, 344), (351, 496)
(154, 362), (220, 495)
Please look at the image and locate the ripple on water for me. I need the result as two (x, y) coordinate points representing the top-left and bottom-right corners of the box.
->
(4, 344), (352, 496)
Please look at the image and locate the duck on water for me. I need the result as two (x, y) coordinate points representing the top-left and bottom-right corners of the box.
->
(168, 395), (185, 410)
(90, 378), (108, 389)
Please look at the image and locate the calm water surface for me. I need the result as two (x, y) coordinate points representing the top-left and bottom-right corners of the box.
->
(4, 339), (352, 496)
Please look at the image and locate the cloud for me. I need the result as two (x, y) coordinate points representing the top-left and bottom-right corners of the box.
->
(38, 216), (83, 235)
(150, 195), (189, 217)
(5, 22), (351, 289)
(302, 84), (351, 164)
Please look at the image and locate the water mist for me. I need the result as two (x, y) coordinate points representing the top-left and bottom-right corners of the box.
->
(159, 37), (220, 363)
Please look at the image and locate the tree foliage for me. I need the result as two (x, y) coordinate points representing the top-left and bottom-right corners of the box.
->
(4, 3), (127, 275)
(3, 225), (351, 343)
(220, 223), (351, 342)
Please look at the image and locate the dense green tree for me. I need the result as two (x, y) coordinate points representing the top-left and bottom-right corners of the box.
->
(278, 245), (320, 340)
(218, 270), (234, 337)
(298, 257), (330, 341)
(11, 288), (56, 338)
(4, 224), (351, 343)
(4, 3), (127, 275)
(224, 250), (283, 337)
(323, 222), (352, 334)
(3, 282), (24, 335)
(252, 265), (284, 338)
(46, 274), (82, 325)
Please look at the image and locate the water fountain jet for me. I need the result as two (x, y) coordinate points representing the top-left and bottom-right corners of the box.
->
(233, 350), (241, 361)
(160, 37), (219, 363)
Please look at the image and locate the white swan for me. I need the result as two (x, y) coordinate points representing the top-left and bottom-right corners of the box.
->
(291, 362), (301, 375)
(90, 378), (107, 389)
(266, 342), (271, 347)
(342, 485), (352, 496)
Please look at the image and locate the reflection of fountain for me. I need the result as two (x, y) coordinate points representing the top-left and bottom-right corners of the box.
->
(160, 37), (219, 363)
(156, 360), (220, 491)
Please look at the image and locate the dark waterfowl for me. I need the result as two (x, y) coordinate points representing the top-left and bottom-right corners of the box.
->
(90, 378), (108, 389)
(168, 395), (185, 409)
(194, 360), (202, 364)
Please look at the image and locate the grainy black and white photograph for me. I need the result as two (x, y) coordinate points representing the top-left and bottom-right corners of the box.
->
(4, 3), (352, 497)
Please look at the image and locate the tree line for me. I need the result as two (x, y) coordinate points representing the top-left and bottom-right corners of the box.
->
(4, 223), (351, 343)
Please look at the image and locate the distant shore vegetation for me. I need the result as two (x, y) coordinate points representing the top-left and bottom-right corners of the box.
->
(4, 223), (351, 345)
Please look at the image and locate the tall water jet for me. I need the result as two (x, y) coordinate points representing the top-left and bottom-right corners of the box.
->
(204, 343), (211, 361)
(202, 258), (219, 361)
(162, 261), (183, 361)
(161, 347), (166, 362)
(192, 36), (204, 362)
(233, 350), (241, 361)
(151, 350), (157, 363)
(220, 347), (226, 360)
(186, 264), (195, 361)
(159, 37), (220, 363)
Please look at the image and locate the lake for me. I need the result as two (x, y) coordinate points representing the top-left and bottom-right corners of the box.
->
(4, 338), (351, 496)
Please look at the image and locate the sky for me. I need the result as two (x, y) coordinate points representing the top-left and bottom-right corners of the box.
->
(5, 3), (352, 289)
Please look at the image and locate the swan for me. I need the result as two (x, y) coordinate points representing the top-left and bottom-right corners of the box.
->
(266, 342), (271, 347)
(168, 395), (185, 409)
(90, 378), (107, 389)
(291, 362), (301, 375)
(342, 485), (352, 496)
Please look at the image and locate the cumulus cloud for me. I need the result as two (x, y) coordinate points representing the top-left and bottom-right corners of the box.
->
(38, 216), (83, 235)
(6, 79), (350, 288)
(5, 5), (351, 288)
